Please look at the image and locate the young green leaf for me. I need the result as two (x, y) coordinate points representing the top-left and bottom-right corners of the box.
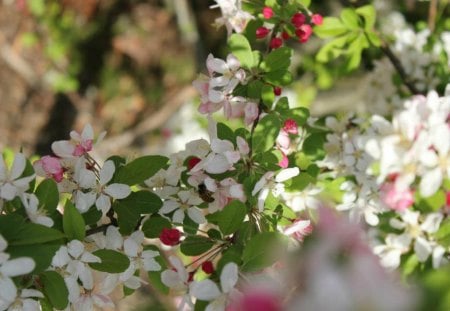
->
(40, 271), (69, 310)
(114, 155), (168, 186)
(89, 249), (130, 273)
(180, 235), (215, 256)
(63, 201), (86, 241)
(228, 34), (254, 69)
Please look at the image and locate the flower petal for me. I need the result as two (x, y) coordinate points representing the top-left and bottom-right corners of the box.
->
(190, 280), (222, 301)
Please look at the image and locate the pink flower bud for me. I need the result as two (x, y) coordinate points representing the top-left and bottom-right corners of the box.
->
(262, 6), (274, 19)
(256, 26), (270, 39)
(159, 228), (181, 246)
(291, 12), (306, 28)
(278, 153), (289, 168)
(269, 37), (283, 49)
(34, 155), (64, 182)
(295, 24), (312, 43)
(311, 13), (323, 25)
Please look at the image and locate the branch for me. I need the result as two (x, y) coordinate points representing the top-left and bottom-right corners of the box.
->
(380, 43), (423, 95)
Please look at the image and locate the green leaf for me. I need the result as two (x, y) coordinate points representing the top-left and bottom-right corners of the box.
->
(261, 84), (275, 106)
(242, 232), (287, 272)
(89, 249), (130, 273)
(402, 254), (419, 277)
(436, 218), (450, 247)
(260, 47), (292, 72)
(217, 201), (247, 235)
(40, 271), (69, 310)
(6, 223), (65, 246)
(340, 8), (360, 29)
(114, 191), (163, 235)
(264, 70), (292, 86)
(63, 201), (86, 241)
(316, 36), (348, 62)
(356, 5), (376, 30)
(35, 179), (59, 213)
(228, 34), (254, 69)
(366, 31), (381, 47)
(114, 155), (168, 186)
(284, 107), (309, 126)
(247, 80), (264, 99)
(252, 114), (281, 153)
(142, 215), (171, 238)
(217, 122), (236, 142)
(180, 236), (215, 256)
(314, 17), (348, 38)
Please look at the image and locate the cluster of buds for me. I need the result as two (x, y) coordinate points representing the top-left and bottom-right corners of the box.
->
(256, 6), (323, 49)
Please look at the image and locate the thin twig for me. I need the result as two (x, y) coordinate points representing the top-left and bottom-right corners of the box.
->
(380, 43), (423, 95)
(428, 0), (438, 32)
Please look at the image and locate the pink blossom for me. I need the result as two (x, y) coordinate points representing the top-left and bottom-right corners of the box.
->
(262, 7), (273, 19)
(311, 14), (323, 25)
(227, 289), (282, 311)
(244, 102), (259, 126)
(296, 24), (313, 43)
(380, 182), (414, 212)
(283, 219), (313, 242)
(278, 153), (289, 168)
(34, 156), (64, 182)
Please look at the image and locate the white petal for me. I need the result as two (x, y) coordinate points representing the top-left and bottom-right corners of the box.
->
(52, 246), (70, 267)
(275, 167), (300, 182)
(1, 257), (35, 277)
(161, 270), (183, 289)
(80, 252), (101, 263)
(79, 266), (94, 290)
(414, 237), (432, 262)
(0, 277), (17, 303)
(211, 139), (234, 153)
(96, 194), (111, 214)
(160, 200), (180, 214)
(0, 183), (17, 200)
(420, 168), (442, 197)
(51, 141), (75, 158)
(207, 54), (228, 74)
(10, 153), (26, 180)
(204, 154), (232, 174)
(99, 161), (115, 185)
(220, 262), (238, 293)
(187, 207), (206, 224)
(173, 209), (185, 224)
(190, 280), (222, 301)
(124, 238), (140, 257)
(142, 256), (161, 272)
(0, 234), (7, 252)
(68, 240), (84, 258)
(432, 245), (446, 268)
(81, 124), (94, 141)
(421, 213), (443, 233)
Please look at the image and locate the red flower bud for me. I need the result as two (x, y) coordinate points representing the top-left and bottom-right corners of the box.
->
(269, 37), (283, 49)
(256, 26), (270, 39)
(311, 13), (323, 25)
(291, 12), (306, 28)
(283, 119), (298, 134)
(187, 157), (201, 170)
(201, 261), (214, 274)
(159, 228), (181, 246)
(273, 86), (282, 96)
(295, 24), (312, 43)
(262, 6), (274, 19)
(281, 31), (290, 40)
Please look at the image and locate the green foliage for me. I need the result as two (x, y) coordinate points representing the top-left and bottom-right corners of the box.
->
(89, 249), (130, 273)
(315, 5), (380, 70)
(63, 201), (86, 241)
(252, 113), (281, 153)
(113, 191), (162, 235)
(180, 236), (215, 256)
(214, 201), (247, 236)
(241, 232), (287, 272)
(35, 179), (59, 213)
(228, 34), (255, 69)
(114, 155), (168, 186)
(142, 215), (172, 238)
(40, 271), (69, 310)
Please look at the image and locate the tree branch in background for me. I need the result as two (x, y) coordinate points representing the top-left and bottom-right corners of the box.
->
(380, 43), (423, 95)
